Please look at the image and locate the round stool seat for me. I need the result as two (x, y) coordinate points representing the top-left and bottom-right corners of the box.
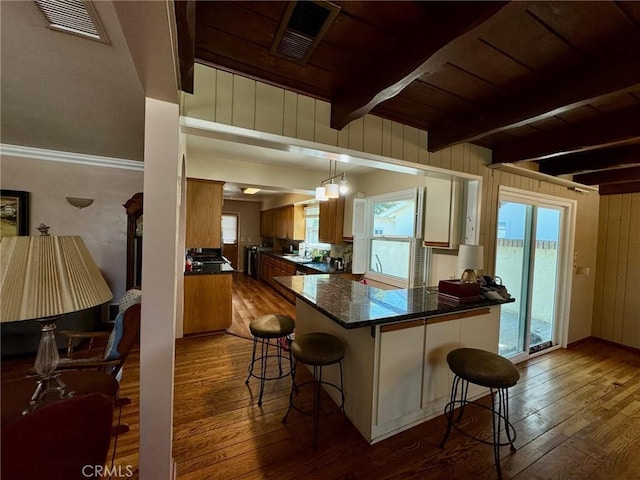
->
(291, 332), (345, 366)
(447, 348), (519, 389)
(249, 314), (295, 339)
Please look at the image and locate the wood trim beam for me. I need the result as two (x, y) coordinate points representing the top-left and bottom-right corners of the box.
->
(599, 181), (640, 195)
(330, 3), (506, 130)
(175, 1), (196, 94)
(574, 166), (640, 186)
(539, 143), (640, 176)
(492, 107), (640, 164)
(429, 58), (640, 152)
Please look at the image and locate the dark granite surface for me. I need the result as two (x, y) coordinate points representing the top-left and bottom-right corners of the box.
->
(274, 275), (513, 329)
(184, 263), (235, 275)
(260, 251), (350, 274)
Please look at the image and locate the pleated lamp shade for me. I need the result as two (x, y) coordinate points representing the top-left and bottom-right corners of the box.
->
(0, 236), (113, 323)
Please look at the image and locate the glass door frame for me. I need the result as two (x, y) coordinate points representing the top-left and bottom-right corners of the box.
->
(496, 186), (577, 363)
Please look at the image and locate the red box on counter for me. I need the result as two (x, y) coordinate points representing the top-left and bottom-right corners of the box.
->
(438, 279), (481, 298)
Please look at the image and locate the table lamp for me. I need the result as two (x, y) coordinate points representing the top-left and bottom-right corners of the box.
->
(0, 234), (112, 413)
(457, 244), (484, 283)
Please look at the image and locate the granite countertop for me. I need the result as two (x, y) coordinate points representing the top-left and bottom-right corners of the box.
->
(260, 250), (350, 275)
(184, 263), (235, 275)
(274, 275), (514, 329)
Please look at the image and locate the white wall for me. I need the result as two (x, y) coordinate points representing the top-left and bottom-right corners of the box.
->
(139, 97), (180, 480)
(0, 154), (143, 303)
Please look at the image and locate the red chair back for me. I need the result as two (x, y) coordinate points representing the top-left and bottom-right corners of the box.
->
(1, 394), (114, 480)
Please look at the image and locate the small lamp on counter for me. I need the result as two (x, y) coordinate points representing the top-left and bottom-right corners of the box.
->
(458, 244), (484, 283)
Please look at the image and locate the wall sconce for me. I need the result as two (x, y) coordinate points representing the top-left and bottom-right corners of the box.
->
(66, 197), (94, 209)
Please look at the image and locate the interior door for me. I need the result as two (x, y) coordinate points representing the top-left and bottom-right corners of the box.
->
(222, 214), (239, 270)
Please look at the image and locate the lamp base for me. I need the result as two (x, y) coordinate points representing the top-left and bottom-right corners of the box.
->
(23, 374), (74, 415)
(23, 316), (75, 415)
(460, 269), (478, 283)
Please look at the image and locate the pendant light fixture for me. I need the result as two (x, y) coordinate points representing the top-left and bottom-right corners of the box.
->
(325, 160), (340, 199)
(315, 186), (328, 201)
(316, 159), (348, 201)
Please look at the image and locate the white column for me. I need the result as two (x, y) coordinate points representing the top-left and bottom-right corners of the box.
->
(140, 97), (180, 479)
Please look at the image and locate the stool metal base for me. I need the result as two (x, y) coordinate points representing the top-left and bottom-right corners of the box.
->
(245, 335), (293, 406)
(281, 360), (345, 448)
(440, 375), (517, 480)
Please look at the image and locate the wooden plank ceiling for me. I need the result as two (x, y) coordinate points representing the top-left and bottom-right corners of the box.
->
(178, 0), (640, 195)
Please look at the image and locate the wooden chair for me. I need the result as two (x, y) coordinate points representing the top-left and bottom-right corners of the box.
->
(1, 394), (114, 480)
(57, 302), (141, 380)
(56, 302), (141, 435)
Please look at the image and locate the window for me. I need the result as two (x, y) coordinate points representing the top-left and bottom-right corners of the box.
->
(366, 190), (419, 287)
(304, 206), (331, 250)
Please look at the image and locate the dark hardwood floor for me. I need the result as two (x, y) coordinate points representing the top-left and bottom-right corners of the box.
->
(3, 273), (640, 479)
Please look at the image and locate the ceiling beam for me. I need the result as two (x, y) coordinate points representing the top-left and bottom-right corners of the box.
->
(599, 181), (640, 195)
(539, 143), (640, 176)
(574, 166), (640, 185)
(428, 58), (640, 152)
(329, 2), (506, 130)
(492, 107), (640, 164)
(174, 0), (196, 94)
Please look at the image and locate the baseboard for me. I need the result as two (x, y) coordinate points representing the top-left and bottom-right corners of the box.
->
(568, 335), (640, 354)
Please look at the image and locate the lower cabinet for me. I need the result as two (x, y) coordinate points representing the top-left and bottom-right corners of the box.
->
(295, 301), (503, 444)
(372, 308), (500, 440)
(258, 254), (297, 303)
(183, 274), (232, 334)
(375, 320), (425, 425)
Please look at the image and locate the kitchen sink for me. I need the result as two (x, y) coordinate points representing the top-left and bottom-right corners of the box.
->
(282, 255), (313, 264)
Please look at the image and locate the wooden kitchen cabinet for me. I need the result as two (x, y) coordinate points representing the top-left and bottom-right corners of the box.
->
(258, 253), (297, 303)
(186, 178), (224, 247)
(260, 205), (305, 240)
(260, 209), (275, 237)
(183, 274), (232, 334)
(319, 196), (344, 244)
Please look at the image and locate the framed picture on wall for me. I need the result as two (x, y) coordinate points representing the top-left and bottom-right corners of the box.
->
(0, 190), (30, 237)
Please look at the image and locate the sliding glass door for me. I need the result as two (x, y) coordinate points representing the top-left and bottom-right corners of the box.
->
(496, 192), (566, 360)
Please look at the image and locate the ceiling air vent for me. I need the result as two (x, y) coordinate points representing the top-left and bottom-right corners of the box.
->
(34, 0), (109, 43)
(270, 1), (340, 64)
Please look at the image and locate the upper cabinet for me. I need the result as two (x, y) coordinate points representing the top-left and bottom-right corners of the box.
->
(186, 178), (224, 247)
(260, 205), (305, 240)
(422, 177), (480, 248)
(319, 196), (344, 244)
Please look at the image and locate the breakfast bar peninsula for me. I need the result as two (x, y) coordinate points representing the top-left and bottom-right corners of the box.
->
(275, 274), (514, 444)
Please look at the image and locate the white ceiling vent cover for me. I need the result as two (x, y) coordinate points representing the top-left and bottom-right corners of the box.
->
(34, 0), (109, 43)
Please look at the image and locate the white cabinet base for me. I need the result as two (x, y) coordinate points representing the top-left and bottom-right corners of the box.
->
(295, 301), (503, 444)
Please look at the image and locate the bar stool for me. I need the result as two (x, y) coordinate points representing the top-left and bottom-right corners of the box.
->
(245, 314), (295, 406)
(440, 348), (520, 480)
(282, 332), (345, 447)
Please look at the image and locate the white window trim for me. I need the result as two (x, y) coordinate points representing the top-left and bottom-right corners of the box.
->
(364, 188), (420, 289)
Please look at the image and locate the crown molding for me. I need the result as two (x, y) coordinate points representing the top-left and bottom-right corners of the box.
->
(0, 144), (144, 171)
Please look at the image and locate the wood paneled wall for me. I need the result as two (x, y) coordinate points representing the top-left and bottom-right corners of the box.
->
(182, 64), (601, 344)
(592, 193), (640, 349)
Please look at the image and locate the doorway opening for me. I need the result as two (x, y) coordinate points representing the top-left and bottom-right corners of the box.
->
(222, 213), (239, 270)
